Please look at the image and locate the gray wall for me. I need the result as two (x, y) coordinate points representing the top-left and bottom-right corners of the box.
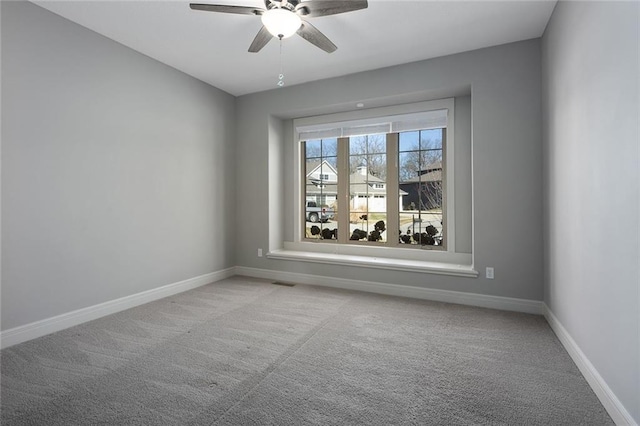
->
(542, 1), (639, 423)
(1, 1), (237, 330)
(236, 39), (543, 301)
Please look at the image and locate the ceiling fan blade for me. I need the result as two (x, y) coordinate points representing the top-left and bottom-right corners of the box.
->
(248, 26), (273, 52)
(190, 3), (264, 15)
(295, 0), (367, 18)
(297, 21), (337, 53)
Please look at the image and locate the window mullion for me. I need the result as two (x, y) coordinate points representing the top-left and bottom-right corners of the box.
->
(441, 129), (448, 250)
(386, 133), (399, 247)
(336, 137), (350, 243)
(300, 141), (306, 240)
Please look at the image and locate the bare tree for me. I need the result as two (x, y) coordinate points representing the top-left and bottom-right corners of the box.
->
(398, 139), (443, 182)
(304, 138), (338, 159)
(420, 181), (443, 210)
(349, 135), (386, 179)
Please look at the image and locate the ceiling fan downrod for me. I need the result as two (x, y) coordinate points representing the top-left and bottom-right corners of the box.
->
(277, 37), (285, 87)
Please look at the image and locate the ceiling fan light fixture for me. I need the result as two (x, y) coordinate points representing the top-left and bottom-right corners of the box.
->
(261, 8), (302, 39)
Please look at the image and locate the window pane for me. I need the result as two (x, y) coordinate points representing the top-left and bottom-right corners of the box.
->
(399, 212), (442, 246)
(399, 128), (445, 248)
(319, 157), (337, 182)
(306, 222), (338, 240)
(399, 131), (419, 152)
(399, 152), (418, 184)
(349, 135), (387, 244)
(367, 134), (386, 154)
(349, 155), (365, 175)
(349, 212), (387, 242)
(305, 139), (322, 159)
(304, 140), (338, 241)
(400, 179), (444, 213)
(322, 138), (338, 157)
(423, 149), (443, 166)
(349, 136), (368, 155)
(367, 154), (386, 180)
(420, 129), (442, 150)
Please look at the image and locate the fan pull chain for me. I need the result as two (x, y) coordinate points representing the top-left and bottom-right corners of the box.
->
(277, 37), (285, 87)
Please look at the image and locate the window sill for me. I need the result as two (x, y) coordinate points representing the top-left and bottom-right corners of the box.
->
(266, 249), (478, 278)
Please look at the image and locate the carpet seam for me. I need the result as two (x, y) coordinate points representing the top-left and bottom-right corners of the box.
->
(211, 314), (336, 425)
(198, 288), (355, 425)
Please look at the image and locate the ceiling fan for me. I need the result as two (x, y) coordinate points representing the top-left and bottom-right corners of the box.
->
(190, 0), (368, 53)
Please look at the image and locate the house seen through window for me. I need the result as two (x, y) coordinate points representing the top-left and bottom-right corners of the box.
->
(301, 106), (449, 250)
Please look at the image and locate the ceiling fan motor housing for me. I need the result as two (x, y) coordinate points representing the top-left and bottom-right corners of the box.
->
(266, 1), (312, 16)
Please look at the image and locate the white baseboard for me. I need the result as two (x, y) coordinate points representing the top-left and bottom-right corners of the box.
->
(543, 304), (637, 426)
(235, 266), (543, 315)
(0, 268), (235, 349)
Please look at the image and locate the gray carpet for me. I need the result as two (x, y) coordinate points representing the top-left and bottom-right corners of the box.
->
(1, 276), (613, 425)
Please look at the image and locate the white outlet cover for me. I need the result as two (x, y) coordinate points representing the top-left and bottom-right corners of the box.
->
(486, 267), (494, 279)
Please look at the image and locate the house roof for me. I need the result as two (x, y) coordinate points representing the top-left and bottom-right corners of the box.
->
(306, 160), (338, 181)
(401, 170), (443, 184)
(400, 162), (443, 183)
(419, 162), (442, 174)
(349, 171), (384, 184)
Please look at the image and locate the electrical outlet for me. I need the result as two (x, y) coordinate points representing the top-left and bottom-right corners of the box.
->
(257, 248), (263, 257)
(486, 267), (494, 279)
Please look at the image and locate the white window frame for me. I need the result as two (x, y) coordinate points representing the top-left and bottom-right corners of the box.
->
(270, 98), (474, 274)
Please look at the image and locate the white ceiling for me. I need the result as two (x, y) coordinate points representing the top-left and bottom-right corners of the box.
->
(32, 0), (557, 96)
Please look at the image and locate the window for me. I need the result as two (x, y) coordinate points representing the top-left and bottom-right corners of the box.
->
(298, 99), (453, 253)
(302, 130), (446, 247)
(283, 98), (470, 271)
